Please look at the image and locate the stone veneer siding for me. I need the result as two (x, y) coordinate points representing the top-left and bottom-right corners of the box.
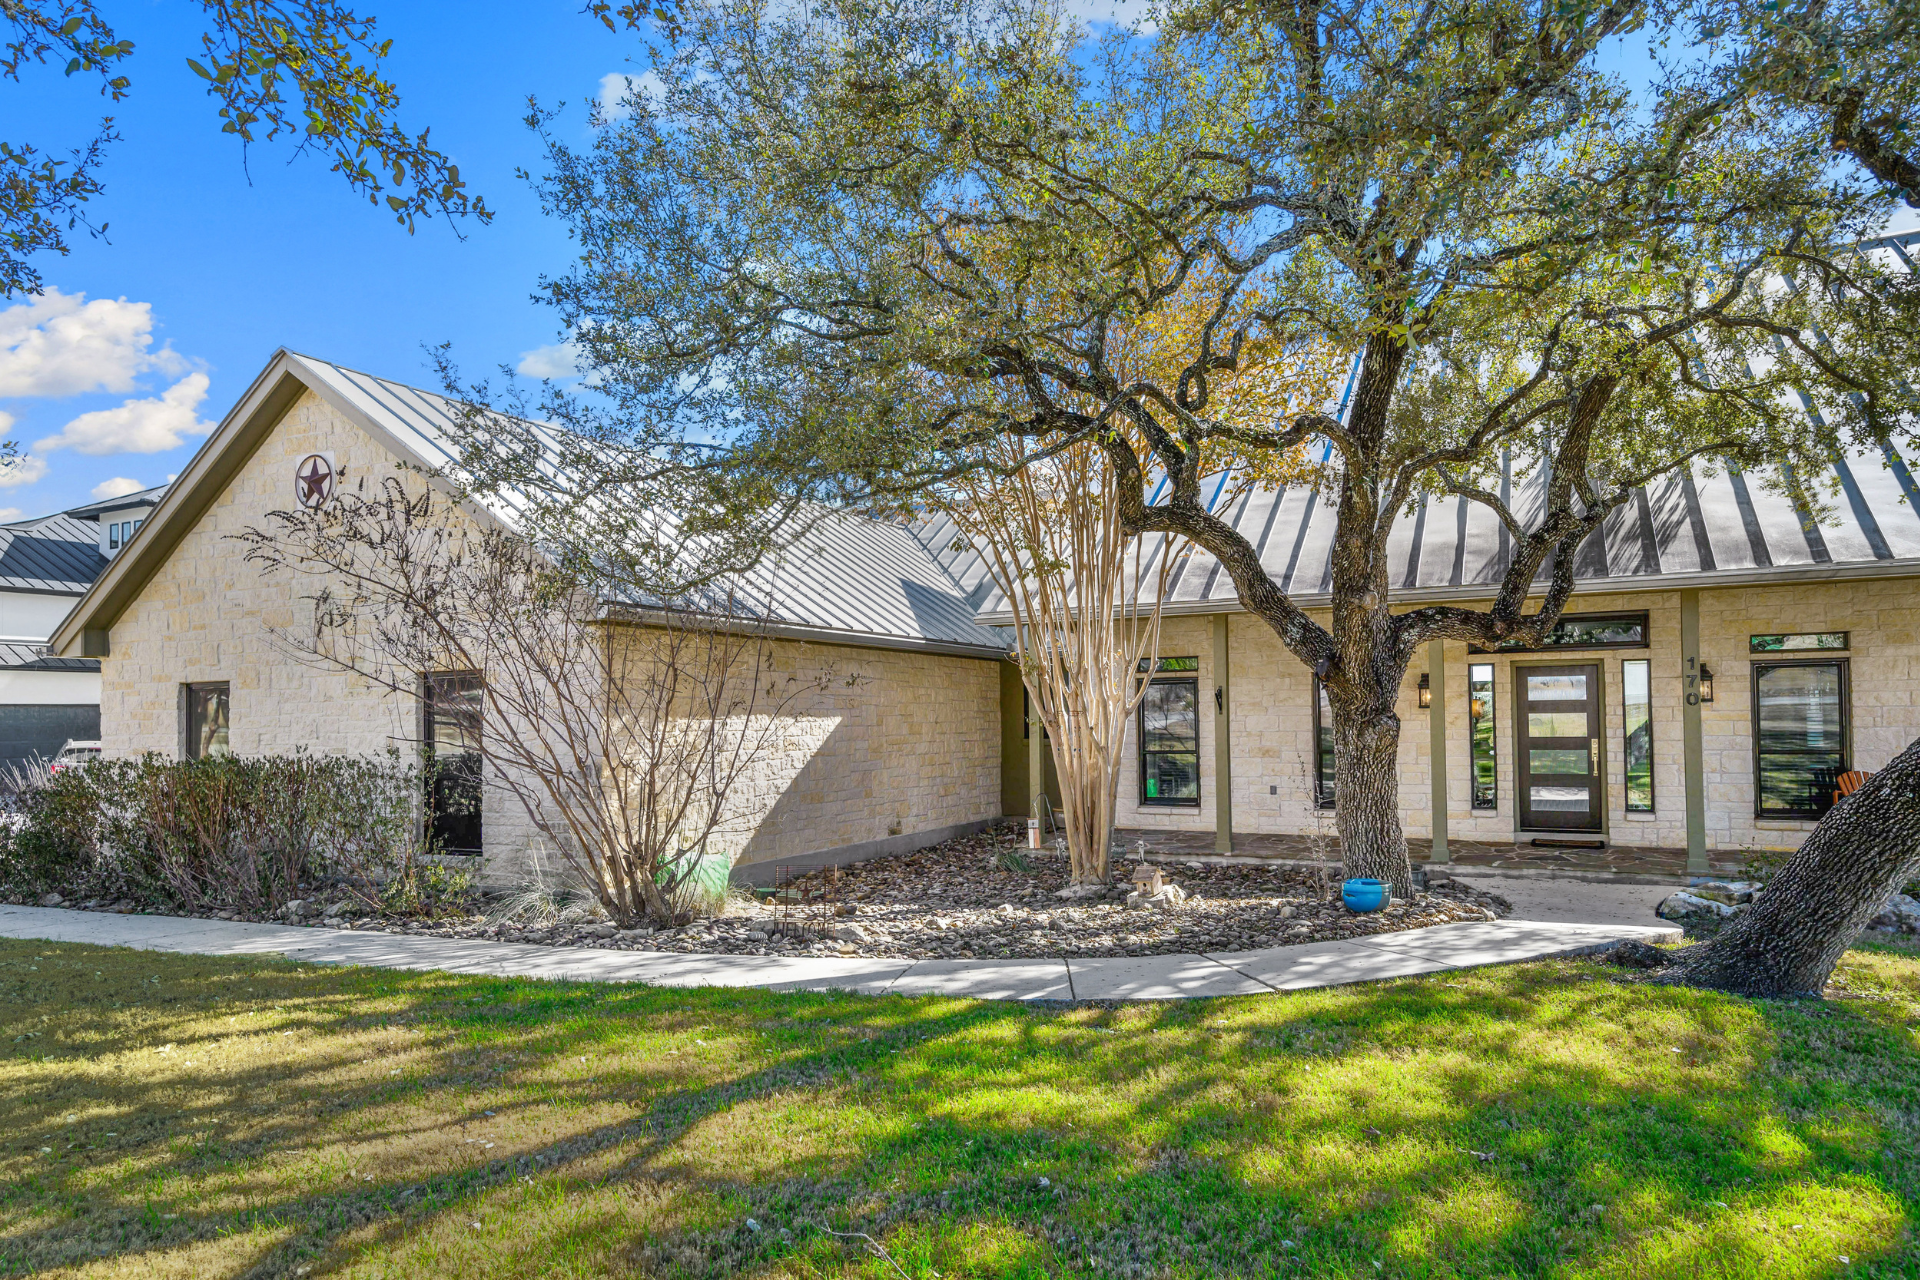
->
(97, 387), (1004, 879)
(1103, 580), (1920, 854)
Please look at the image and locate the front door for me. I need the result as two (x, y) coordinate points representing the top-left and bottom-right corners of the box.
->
(1517, 664), (1602, 832)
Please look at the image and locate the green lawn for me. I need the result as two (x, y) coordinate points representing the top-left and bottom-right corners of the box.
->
(2, 938), (1917, 1279)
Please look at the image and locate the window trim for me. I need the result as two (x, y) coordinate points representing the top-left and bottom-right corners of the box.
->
(1312, 677), (1336, 810)
(1621, 657), (1654, 813)
(1468, 610), (1650, 654)
(1750, 657), (1850, 820)
(1137, 669), (1201, 808)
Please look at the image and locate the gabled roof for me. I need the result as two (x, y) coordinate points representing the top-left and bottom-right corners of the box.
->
(0, 641), (97, 672)
(957, 440), (1920, 623)
(0, 511), (109, 594)
(51, 350), (1010, 660)
(62, 485), (168, 521)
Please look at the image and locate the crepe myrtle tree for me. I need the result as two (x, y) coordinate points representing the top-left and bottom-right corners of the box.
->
(466, 0), (1920, 901)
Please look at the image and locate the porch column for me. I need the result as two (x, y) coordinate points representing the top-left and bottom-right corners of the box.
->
(1028, 685), (1046, 820)
(1680, 589), (1709, 873)
(1212, 613), (1233, 854)
(1428, 639), (1450, 865)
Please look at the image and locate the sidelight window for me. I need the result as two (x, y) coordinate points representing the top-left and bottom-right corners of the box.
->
(1312, 679), (1336, 809)
(1468, 663), (1497, 809)
(1622, 659), (1654, 812)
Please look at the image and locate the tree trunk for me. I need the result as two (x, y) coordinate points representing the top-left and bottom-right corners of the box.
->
(1334, 710), (1416, 898)
(1061, 742), (1115, 885)
(1679, 734), (1920, 997)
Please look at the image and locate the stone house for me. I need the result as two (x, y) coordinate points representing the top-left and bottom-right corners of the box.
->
(48, 349), (1920, 880)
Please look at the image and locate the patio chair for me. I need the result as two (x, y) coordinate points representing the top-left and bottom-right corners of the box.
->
(1833, 770), (1871, 806)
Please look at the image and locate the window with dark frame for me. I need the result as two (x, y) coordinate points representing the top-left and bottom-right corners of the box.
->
(424, 672), (484, 854)
(1468, 611), (1650, 653)
(1020, 687), (1049, 740)
(1468, 662), (1497, 809)
(185, 682), (230, 759)
(1752, 659), (1848, 819)
(1622, 658), (1654, 812)
(1313, 678), (1336, 809)
(1750, 632), (1848, 653)
(1138, 661), (1200, 806)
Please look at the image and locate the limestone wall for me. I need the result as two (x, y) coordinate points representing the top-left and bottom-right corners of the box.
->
(97, 386), (1003, 881)
(1098, 578), (1919, 854)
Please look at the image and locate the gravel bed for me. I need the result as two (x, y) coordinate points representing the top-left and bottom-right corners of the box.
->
(26, 824), (1512, 961)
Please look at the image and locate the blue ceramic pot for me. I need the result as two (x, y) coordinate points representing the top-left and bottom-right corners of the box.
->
(1341, 878), (1389, 913)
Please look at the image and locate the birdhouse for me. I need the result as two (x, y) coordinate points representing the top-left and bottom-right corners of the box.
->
(1130, 864), (1165, 893)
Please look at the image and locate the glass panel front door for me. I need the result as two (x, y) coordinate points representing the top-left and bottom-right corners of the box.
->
(1516, 664), (1601, 831)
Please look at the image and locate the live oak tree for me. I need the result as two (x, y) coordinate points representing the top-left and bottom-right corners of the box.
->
(473, 0), (1920, 908)
(1699, 0), (1920, 208)
(1676, 738), (1920, 996)
(2, 0), (487, 297)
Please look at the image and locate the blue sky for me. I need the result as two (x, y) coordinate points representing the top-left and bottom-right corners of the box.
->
(0, 0), (662, 519)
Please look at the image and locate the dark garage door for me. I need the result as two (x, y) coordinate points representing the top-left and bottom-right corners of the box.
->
(0, 704), (101, 773)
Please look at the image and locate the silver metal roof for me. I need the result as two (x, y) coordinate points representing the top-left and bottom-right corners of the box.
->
(289, 354), (1012, 657)
(957, 439), (1920, 623)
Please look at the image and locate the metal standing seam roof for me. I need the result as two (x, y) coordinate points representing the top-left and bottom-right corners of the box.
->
(955, 440), (1920, 622)
(0, 513), (110, 595)
(286, 354), (1013, 656)
(955, 224), (1920, 623)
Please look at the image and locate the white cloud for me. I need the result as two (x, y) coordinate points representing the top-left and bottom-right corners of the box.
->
(0, 508), (22, 523)
(90, 476), (147, 500)
(597, 70), (665, 121)
(36, 372), (212, 456)
(0, 453), (49, 489)
(0, 288), (184, 399)
(517, 341), (585, 380)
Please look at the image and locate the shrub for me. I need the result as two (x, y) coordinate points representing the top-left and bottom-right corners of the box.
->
(0, 752), (469, 916)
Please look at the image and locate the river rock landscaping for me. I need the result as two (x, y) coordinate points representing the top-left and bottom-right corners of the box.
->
(14, 823), (1515, 960)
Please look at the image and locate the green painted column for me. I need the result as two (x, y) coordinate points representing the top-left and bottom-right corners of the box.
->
(1428, 639), (1450, 865)
(1213, 613), (1233, 854)
(1028, 694), (1045, 822)
(1680, 589), (1709, 873)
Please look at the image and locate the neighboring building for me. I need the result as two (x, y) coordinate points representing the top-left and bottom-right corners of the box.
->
(0, 486), (165, 771)
(46, 348), (1920, 880)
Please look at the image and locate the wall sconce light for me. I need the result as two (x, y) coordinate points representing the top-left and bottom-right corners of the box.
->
(1417, 672), (1432, 708)
(1699, 665), (1714, 703)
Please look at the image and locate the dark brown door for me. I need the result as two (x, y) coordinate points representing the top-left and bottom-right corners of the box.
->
(1516, 664), (1602, 831)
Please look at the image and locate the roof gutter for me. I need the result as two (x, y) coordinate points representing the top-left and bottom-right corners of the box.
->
(972, 556), (1920, 626)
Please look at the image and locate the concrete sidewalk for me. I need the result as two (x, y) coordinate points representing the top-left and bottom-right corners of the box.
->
(0, 904), (1677, 1001)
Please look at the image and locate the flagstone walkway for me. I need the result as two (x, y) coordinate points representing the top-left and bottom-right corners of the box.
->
(0, 904), (1678, 1001)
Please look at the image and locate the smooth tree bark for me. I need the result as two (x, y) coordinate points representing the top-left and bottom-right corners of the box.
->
(1678, 735), (1920, 997)
(944, 438), (1183, 886)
